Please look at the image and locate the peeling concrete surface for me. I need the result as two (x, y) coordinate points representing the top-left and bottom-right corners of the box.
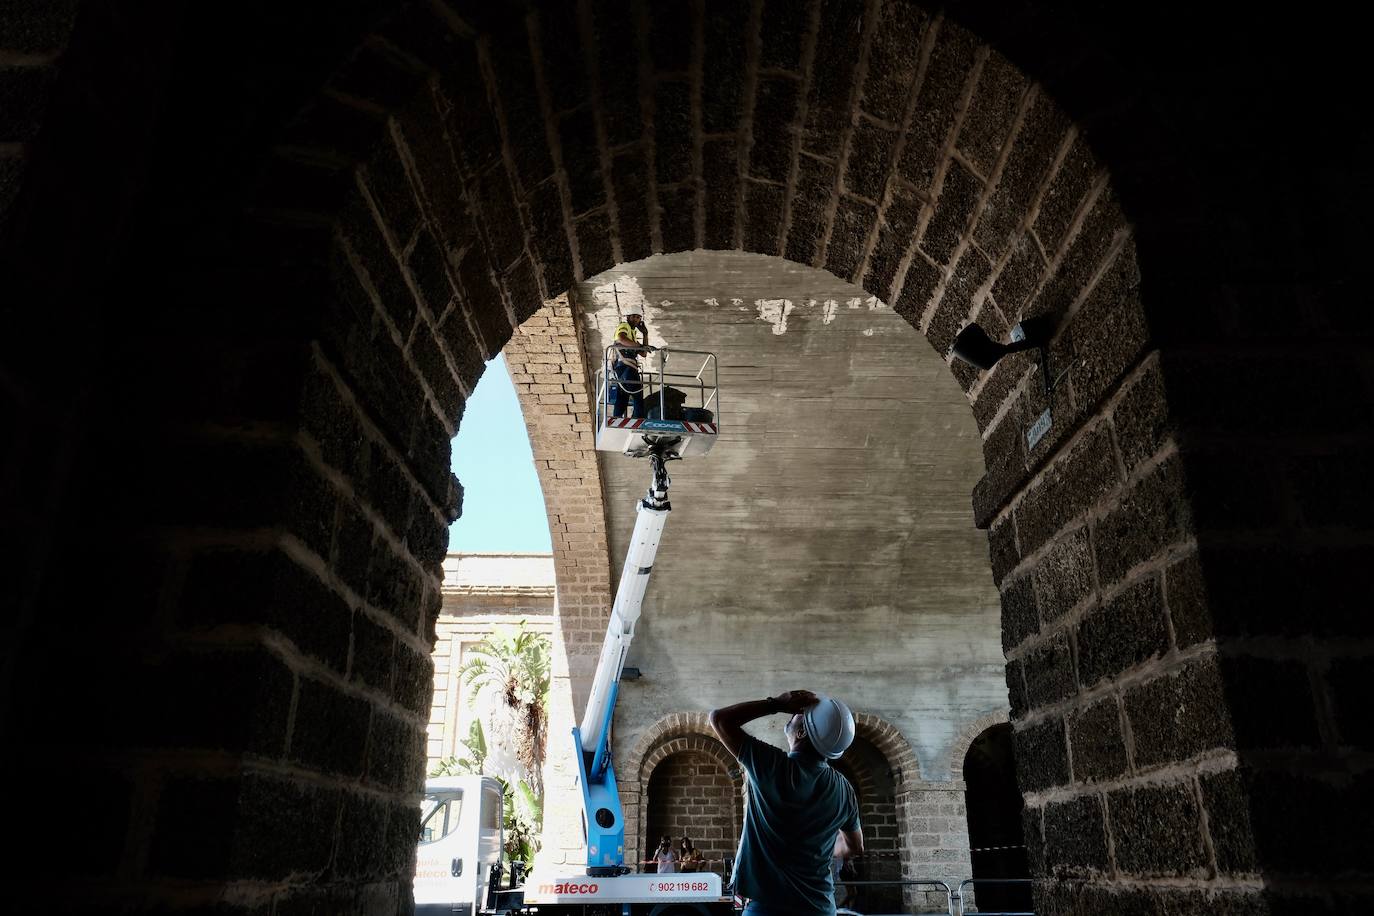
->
(576, 251), (1008, 781)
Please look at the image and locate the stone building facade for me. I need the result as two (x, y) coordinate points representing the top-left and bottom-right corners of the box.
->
(426, 553), (556, 772)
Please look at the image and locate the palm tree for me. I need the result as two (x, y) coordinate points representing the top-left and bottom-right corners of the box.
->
(457, 621), (551, 794)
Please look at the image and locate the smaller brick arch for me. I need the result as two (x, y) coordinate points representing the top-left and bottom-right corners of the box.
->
(944, 710), (1012, 785)
(621, 713), (744, 871)
(853, 712), (924, 786)
(622, 712), (926, 880)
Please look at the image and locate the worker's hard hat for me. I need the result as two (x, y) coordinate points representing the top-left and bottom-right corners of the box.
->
(804, 695), (855, 760)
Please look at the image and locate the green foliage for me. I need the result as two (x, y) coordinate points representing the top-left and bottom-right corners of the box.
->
(457, 621), (551, 710)
(428, 622), (552, 868)
(456, 621), (551, 792)
(428, 719), (487, 778)
(501, 778), (542, 866)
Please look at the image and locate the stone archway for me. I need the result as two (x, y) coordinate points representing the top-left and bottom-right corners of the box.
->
(2, 1), (1366, 914)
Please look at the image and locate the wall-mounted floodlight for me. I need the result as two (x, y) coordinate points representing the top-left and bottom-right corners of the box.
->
(952, 316), (1061, 450)
(620, 667), (642, 681)
(950, 316), (1054, 371)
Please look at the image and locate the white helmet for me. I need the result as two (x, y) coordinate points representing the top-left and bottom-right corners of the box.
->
(804, 695), (856, 760)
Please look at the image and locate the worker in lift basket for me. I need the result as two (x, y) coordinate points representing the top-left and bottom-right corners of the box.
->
(610, 311), (655, 419)
(709, 690), (863, 916)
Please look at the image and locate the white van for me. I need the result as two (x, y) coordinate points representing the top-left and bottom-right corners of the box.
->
(414, 775), (505, 916)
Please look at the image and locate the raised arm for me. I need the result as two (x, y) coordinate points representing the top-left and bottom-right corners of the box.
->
(833, 828), (865, 861)
(709, 689), (818, 757)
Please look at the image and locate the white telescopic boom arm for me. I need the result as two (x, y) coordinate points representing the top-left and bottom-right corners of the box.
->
(577, 502), (667, 752)
(578, 454), (673, 753)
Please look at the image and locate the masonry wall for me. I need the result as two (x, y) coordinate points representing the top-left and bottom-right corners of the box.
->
(582, 253), (1007, 787)
(427, 553), (556, 771)
(644, 751), (739, 871)
(503, 296), (616, 865)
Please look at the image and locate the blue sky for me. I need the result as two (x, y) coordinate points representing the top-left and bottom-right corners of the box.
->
(448, 354), (553, 553)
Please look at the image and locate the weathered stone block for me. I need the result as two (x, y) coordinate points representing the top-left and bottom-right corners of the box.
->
(862, 0), (929, 123)
(613, 150), (653, 262)
(1124, 658), (1234, 768)
(1042, 794), (1109, 875)
(702, 139), (739, 250)
(1014, 717), (1069, 792)
(926, 246), (992, 355)
(990, 233), (1048, 320)
(1001, 573), (1038, 652)
(1032, 526), (1093, 622)
(291, 677), (372, 777)
(786, 154), (837, 264)
(457, 246), (516, 358)
(898, 25), (977, 190)
(1015, 423), (1119, 555)
(1075, 576), (1169, 689)
(1092, 455), (1190, 587)
(1032, 133), (1097, 257)
(1199, 769), (1258, 875)
(1108, 781), (1207, 877)
(182, 547), (352, 675)
(802, 0), (865, 156)
(824, 195), (877, 282)
(974, 91), (1069, 260)
(958, 51), (1025, 176)
(1024, 631), (1076, 709)
(742, 180), (785, 256)
(577, 209), (615, 280)
(846, 120), (898, 201)
(1068, 695), (1128, 783)
(559, 110), (605, 216)
(892, 251), (942, 325)
(655, 80), (693, 184)
(659, 185), (696, 253)
(702, 0), (747, 132)
(920, 160), (981, 265)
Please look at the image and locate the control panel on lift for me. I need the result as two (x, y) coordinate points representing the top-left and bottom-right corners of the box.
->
(594, 346), (719, 459)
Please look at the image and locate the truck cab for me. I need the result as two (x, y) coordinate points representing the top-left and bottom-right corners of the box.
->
(414, 775), (505, 916)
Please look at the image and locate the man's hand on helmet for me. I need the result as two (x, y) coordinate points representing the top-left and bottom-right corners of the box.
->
(774, 690), (819, 714)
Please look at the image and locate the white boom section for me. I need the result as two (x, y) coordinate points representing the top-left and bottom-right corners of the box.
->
(578, 500), (670, 753)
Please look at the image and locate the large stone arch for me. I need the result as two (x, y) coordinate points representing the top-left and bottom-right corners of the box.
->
(2, 2), (1367, 914)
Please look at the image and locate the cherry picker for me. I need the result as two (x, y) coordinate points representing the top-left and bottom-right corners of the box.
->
(488, 346), (730, 915)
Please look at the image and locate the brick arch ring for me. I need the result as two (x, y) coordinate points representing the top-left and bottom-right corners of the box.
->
(852, 712), (924, 787)
(619, 711), (925, 868)
(620, 712), (744, 870)
(941, 709), (1012, 784)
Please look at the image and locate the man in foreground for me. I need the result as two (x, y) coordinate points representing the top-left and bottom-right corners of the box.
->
(709, 690), (864, 916)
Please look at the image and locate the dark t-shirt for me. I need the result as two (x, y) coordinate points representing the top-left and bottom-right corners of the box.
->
(732, 735), (861, 916)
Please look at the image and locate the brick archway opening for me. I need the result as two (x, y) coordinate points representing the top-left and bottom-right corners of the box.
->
(963, 722), (1033, 914)
(643, 748), (741, 875)
(833, 736), (903, 914)
(3, 1), (1364, 914)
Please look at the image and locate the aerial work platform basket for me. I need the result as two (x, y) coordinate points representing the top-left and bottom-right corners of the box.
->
(594, 345), (719, 458)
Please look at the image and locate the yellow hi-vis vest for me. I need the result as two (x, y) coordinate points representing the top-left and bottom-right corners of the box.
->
(614, 322), (642, 365)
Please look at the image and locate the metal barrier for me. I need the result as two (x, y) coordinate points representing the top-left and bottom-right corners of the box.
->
(838, 879), (957, 916)
(954, 878), (1034, 915)
(596, 345), (719, 426)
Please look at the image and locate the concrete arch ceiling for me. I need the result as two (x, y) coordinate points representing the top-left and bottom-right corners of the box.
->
(579, 251), (1007, 777)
